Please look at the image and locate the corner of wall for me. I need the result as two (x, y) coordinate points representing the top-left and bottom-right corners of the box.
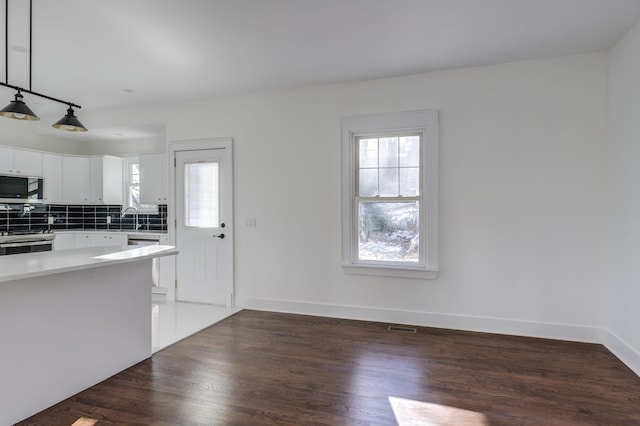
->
(603, 329), (640, 377)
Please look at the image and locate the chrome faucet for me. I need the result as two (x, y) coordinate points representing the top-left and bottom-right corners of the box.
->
(121, 206), (139, 230)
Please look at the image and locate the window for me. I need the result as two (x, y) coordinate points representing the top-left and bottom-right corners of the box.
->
(125, 159), (141, 208)
(184, 161), (219, 228)
(341, 110), (438, 279)
(124, 157), (158, 213)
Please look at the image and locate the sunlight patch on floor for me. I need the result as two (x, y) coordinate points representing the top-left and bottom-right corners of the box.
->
(389, 396), (489, 426)
(71, 418), (98, 426)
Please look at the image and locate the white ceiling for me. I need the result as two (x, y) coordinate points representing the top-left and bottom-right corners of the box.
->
(2, 0), (640, 142)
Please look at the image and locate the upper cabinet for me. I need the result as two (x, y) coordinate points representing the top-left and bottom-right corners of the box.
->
(139, 153), (168, 204)
(62, 156), (91, 203)
(90, 156), (123, 204)
(0, 147), (11, 173)
(42, 153), (63, 203)
(57, 155), (124, 204)
(1, 145), (124, 205)
(0, 146), (43, 176)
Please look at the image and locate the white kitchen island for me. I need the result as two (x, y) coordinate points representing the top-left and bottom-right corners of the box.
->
(0, 245), (178, 425)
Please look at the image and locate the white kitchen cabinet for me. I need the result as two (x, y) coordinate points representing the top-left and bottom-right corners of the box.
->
(0, 147), (12, 173)
(53, 233), (76, 251)
(75, 232), (127, 248)
(95, 233), (127, 247)
(42, 153), (63, 203)
(0, 147), (43, 176)
(90, 156), (123, 204)
(13, 149), (43, 176)
(158, 235), (175, 291)
(139, 153), (168, 204)
(74, 233), (93, 248)
(62, 156), (91, 203)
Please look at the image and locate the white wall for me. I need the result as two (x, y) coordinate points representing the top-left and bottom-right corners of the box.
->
(71, 53), (609, 344)
(606, 20), (640, 373)
(79, 52), (608, 341)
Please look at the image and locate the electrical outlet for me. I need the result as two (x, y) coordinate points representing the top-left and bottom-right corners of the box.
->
(107, 215), (111, 224)
(47, 215), (54, 225)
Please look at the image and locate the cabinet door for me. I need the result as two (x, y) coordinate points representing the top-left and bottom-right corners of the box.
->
(42, 154), (63, 203)
(103, 233), (127, 246)
(89, 156), (123, 204)
(90, 157), (104, 203)
(62, 156), (91, 203)
(139, 153), (165, 203)
(13, 150), (43, 176)
(53, 233), (76, 251)
(158, 235), (175, 291)
(75, 232), (127, 248)
(75, 233), (93, 248)
(0, 147), (13, 173)
(161, 154), (168, 203)
(102, 156), (123, 204)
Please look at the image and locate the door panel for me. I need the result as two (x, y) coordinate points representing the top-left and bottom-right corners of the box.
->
(175, 148), (232, 305)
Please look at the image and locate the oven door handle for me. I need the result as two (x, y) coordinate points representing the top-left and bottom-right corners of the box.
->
(0, 240), (53, 248)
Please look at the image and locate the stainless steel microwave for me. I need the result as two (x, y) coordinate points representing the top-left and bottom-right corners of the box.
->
(0, 175), (44, 203)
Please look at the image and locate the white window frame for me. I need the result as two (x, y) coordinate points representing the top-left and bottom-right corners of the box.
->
(341, 110), (439, 279)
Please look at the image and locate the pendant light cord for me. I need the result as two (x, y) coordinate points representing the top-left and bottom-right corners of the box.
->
(29, 0), (32, 91)
(4, 0), (33, 90)
(0, 0), (85, 131)
(0, 0), (81, 109)
(5, 0), (8, 85)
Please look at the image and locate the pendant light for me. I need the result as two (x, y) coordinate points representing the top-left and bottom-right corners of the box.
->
(0, 91), (39, 120)
(52, 106), (87, 132)
(0, 0), (87, 131)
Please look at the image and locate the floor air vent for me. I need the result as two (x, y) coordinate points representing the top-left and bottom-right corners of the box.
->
(387, 325), (417, 333)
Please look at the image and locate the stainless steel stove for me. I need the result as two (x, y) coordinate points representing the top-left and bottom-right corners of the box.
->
(0, 230), (56, 255)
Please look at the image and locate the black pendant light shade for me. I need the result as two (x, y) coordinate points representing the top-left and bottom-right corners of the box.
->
(0, 91), (39, 121)
(52, 106), (87, 132)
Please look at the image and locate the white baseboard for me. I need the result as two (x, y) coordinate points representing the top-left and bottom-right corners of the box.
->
(602, 329), (640, 377)
(236, 297), (640, 376)
(236, 296), (603, 343)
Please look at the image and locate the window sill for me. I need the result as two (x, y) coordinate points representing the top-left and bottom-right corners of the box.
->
(341, 263), (439, 280)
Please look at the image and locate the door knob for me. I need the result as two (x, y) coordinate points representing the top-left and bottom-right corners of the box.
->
(213, 233), (225, 239)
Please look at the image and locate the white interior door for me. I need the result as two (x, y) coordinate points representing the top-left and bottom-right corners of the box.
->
(175, 148), (232, 305)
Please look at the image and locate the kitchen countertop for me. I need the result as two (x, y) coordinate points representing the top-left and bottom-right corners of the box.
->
(0, 244), (177, 283)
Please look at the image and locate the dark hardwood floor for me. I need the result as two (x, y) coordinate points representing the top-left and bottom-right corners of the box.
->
(19, 310), (640, 425)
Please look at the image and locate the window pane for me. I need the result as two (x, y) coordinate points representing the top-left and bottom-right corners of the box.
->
(399, 167), (419, 196)
(184, 161), (219, 228)
(130, 185), (140, 206)
(358, 201), (419, 262)
(379, 168), (399, 197)
(359, 168), (378, 197)
(359, 138), (378, 168)
(131, 163), (140, 184)
(399, 136), (420, 167)
(379, 137), (398, 167)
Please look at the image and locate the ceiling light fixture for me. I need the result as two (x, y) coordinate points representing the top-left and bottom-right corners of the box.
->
(0, 0), (87, 132)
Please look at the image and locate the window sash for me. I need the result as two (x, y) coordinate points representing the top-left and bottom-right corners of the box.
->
(355, 134), (423, 198)
(354, 196), (423, 266)
(354, 133), (425, 267)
